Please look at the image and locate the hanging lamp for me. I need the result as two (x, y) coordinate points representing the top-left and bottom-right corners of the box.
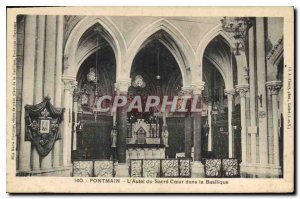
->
(93, 27), (100, 121)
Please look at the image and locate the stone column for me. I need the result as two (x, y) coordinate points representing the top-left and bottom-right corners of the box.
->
(40, 16), (57, 170)
(114, 80), (131, 177)
(266, 81), (282, 168)
(67, 88), (75, 165)
(207, 101), (213, 151)
(32, 15), (45, 171)
(248, 25), (258, 165)
(62, 79), (77, 166)
(34, 15), (45, 103)
(53, 15), (64, 168)
(72, 99), (78, 151)
(236, 85), (249, 165)
(191, 82), (205, 177)
(256, 18), (269, 166)
(182, 87), (193, 158)
(225, 89), (235, 158)
(19, 16), (37, 172)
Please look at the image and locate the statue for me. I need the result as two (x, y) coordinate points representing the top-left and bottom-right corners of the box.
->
(75, 121), (82, 133)
(111, 125), (117, 148)
(162, 124), (169, 147)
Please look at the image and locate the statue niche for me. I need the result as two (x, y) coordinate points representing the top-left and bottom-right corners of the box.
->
(136, 127), (147, 144)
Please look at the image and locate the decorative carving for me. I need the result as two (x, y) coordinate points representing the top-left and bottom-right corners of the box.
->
(162, 160), (179, 177)
(191, 82), (205, 95)
(72, 161), (93, 177)
(179, 159), (191, 177)
(114, 79), (131, 94)
(266, 81), (282, 95)
(25, 97), (64, 156)
(130, 160), (142, 177)
(72, 160), (114, 177)
(220, 17), (253, 55)
(204, 158), (240, 178)
(224, 88), (235, 101)
(235, 84), (249, 98)
(94, 161), (114, 177)
(181, 86), (193, 96)
(129, 159), (191, 177)
(64, 80), (78, 92)
(222, 159), (239, 177)
(143, 160), (160, 177)
(204, 159), (222, 177)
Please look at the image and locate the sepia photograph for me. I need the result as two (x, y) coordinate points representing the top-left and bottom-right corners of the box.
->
(6, 6), (294, 193)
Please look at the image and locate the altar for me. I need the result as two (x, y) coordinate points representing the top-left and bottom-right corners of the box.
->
(125, 118), (166, 163)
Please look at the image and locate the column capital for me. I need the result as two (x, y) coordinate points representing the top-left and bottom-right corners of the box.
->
(115, 79), (131, 94)
(191, 81), (205, 95)
(224, 88), (235, 101)
(266, 81), (282, 95)
(63, 78), (77, 92)
(181, 86), (193, 96)
(235, 84), (249, 98)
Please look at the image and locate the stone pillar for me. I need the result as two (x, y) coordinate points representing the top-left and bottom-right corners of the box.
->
(256, 18), (269, 166)
(34, 15), (45, 103)
(62, 83), (70, 167)
(53, 15), (64, 168)
(191, 82), (205, 177)
(236, 85), (249, 165)
(67, 89), (74, 165)
(266, 81), (282, 168)
(62, 79), (77, 166)
(248, 25), (258, 165)
(114, 80), (131, 177)
(72, 100), (78, 151)
(40, 16), (57, 170)
(182, 87), (193, 158)
(32, 15), (45, 171)
(69, 81), (77, 165)
(207, 101), (213, 151)
(225, 89), (235, 158)
(19, 16), (37, 172)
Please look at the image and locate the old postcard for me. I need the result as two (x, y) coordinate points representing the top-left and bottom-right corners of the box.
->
(6, 6), (294, 193)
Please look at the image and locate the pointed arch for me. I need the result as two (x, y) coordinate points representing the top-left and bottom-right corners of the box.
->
(124, 19), (197, 87)
(196, 24), (235, 66)
(63, 16), (127, 78)
(197, 24), (248, 88)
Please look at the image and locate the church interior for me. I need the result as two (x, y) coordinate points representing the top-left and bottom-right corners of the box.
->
(15, 16), (284, 178)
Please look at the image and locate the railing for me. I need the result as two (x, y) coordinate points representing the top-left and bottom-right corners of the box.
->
(130, 158), (191, 178)
(72, 158), (239, 178)
(72, 159), (114, 177)
(203, 158), (240, 178)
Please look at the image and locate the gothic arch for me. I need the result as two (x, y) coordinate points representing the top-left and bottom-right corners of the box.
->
(63, 16), (127, 79)
(124, 19), (197, 87)
(197, 24), (248, 88)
